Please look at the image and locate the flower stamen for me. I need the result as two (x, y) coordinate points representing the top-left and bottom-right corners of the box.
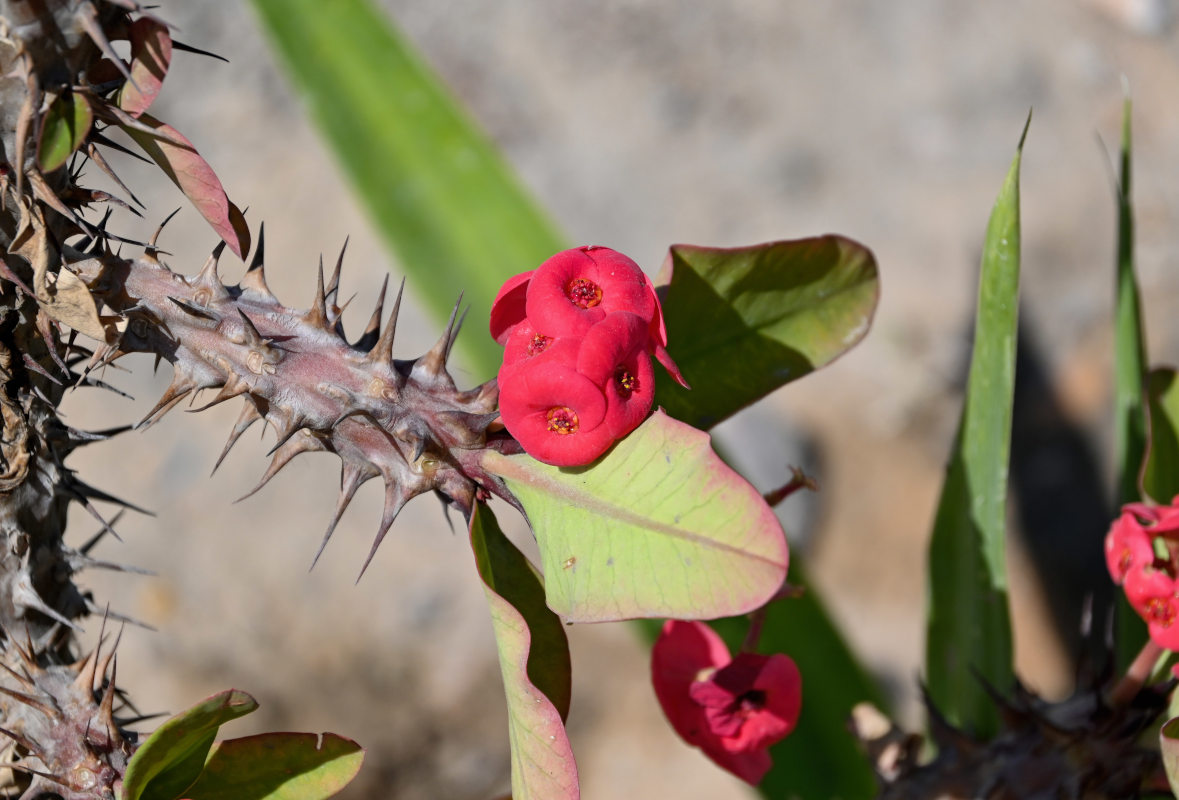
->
(546, 406), (579, 435)
(566, 278), (603, 309)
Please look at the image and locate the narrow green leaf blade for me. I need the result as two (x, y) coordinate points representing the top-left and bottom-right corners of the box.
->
(184, 733), (364, 800)
(1114, 96), (1148, 504)
(925, 118), (1028, 738)
(250, 0), (566, 376)
(1143, 368), (1179, 504)
(1112, 95), (1150, 668)
(653, 237), (879, 429)
(470, 502), (578, 799)
(484, 410), (788, 622)
(37, 91), (93, 174)
(122, 689), (259, 800)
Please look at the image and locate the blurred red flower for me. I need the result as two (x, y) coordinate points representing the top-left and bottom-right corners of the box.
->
(651, 620), (801, 785)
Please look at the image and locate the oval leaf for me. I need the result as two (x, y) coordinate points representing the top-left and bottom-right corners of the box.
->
(183, 732), (363, 800)
(1143, 367), (1179, 505)
(121, 114), (250, 258)
(118, 17), (173, 118)
(122, 689), (259, 800)
(484, 410), (788, 623)
(37, 90), (94, 174)
(652, 236), (878, 429)
(471, 502), (578, 800)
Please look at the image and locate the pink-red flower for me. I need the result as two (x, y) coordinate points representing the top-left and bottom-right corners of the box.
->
(1105, 496), (1179, 652)
(490, 245), (687, 466)
(651, 620), (801, 785)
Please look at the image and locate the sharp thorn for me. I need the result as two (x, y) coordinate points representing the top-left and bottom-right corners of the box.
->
(309, 465), (372, 570)
(354, 274), (389, 351)
(167, 296), (217, 321)
(368, 277), (404, 364)
(171, 40), (230, 62)
(356, 486), (411, 583)
(211, 401), (262, 476)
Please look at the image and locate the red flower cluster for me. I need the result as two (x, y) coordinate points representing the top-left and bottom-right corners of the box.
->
(1105, 498), (1179, 650)
(490, 246), (687, 466)
(651, 620), (801, 785)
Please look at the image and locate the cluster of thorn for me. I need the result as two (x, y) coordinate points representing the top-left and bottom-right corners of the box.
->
(74, 222), (518, 577)
(851, 617), (1167, 800)
(0, 624), (136, 800)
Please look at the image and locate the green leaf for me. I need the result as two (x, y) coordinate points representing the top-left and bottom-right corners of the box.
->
(37, 90), (93, 174)
(1143, 368), (1179, 504)
(484, 410), (788, 623)
(1161, 717), (1179, 798)
(470, 502), (578, 799)
(653, 237), (879, 429)
(122, 689), (259, 800)
(250, 0), (565, 377)
(1112, 95), (1150, 669)
(925, 116), (1028, 739)
(184, 733), (364, 800)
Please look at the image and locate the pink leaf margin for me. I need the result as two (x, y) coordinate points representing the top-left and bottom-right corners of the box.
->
(470, 503), (579, 800)
(119, 17), (172, 118)
(122, 114), (250, 258)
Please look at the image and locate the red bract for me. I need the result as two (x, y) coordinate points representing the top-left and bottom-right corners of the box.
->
(1124, 567), (1179, 650)
(577, 312), (655, 438)
(497, 355), (616, 467)
(490, 245), (689, 465)
(1105, 511), (1155, 585)
(489, 269), (534, 345)
(527, 246), (656, 338)
(651, 620), (801, 785)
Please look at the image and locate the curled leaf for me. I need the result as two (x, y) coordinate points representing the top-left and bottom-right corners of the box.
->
(10, 201), (108, 342)
(122, 688), (259, 800)
(119, 17), (173, 118)
(37, 90), (93, 173)
(182, 732), (364, 800)
(471, 501), (578, 799)
(121, 113), (250, 258)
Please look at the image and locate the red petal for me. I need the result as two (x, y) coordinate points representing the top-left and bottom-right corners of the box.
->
(1105, 511), (1154, 585)
(701, 746), (773, 785)
(526, 247), (655, 338)
(489, 269), (534, 344)
(499, 320), (577, 381)
(498, 361), (611, 466)
(654, 342), (690, 389)
(576, 312), (648, 385)
(602, 350), (654, 439)
(651, 621), (730, 745)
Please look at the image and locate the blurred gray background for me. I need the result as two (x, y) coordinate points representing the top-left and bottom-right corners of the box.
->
(58, 1), (1179, 797)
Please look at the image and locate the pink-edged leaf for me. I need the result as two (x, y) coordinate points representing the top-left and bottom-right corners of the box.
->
(470, 501), (579, 800)
(37, 90), (93, 173)
(182, 732), (364, 800)
(121, 113), (250, 258)
(118, 17), (173, 118)
(483, 410), (789, 623)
